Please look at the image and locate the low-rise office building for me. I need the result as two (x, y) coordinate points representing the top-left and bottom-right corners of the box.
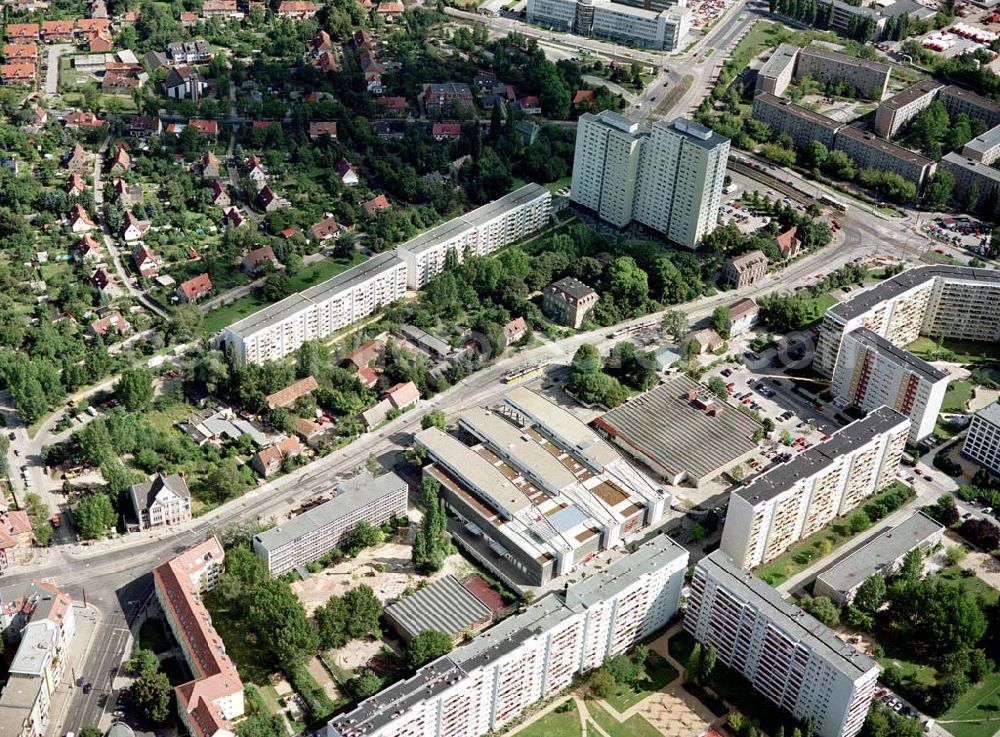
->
(962, 402), (1000, 475)
(814, 265), (1000, 377)
(751, 92), (842, 150)
(327, 535), (688, 737)
(814, 512), (944, 605)
(833, 126), (935, 190)
(831, 327), (949, 443)
(253, 472), (408, 576)
(153, 538), (244, 737)
(755, 42), (799, 96)
(222, 252), (408, 366)
(795, 46), (890, 100)
(396, 183), (552, 289)
(594, 374), (761, 486)
(874, 79), (943, 139)
(720, 407), (909, 569)
(527, 0), (691, 50)
(685, 551), (878, 737)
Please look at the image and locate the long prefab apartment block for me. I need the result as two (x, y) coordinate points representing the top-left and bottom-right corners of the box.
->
(720, 407), (909, 569)
(253, 471), (408, 576)
(685, 551), (878, 737)
(326, 534), (688, 737)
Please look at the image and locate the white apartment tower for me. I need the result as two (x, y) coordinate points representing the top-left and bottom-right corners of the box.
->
(570, 112), (730, 248)
(963, 402), (1000, 475)
(570, 111), (644, 228)
(721, 407), (909, 569)
(831, 328), (949, 443)
(685, 551), (879, 737)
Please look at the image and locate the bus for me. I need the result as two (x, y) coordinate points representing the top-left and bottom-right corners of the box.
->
(503, 361), (549, 384)
(819, 193), (848, 212)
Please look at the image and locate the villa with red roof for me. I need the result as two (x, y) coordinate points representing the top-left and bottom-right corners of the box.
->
(177, 273), (213, 302)
(154, 538), (244, 737)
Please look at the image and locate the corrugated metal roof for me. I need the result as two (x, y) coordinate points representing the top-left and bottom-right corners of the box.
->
(384, 575), (493, 640)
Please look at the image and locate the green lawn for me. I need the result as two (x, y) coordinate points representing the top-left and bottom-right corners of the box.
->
(942, 380), (974, 413)
(754, 482), (914, 586)
(544, 176), (571, 193)
(907, 337), (1000, 366)
(517, 701), (582, 737)
(204, 592), (273, 684)
(144, 399), (198, 433)
(941, 672), (1000, 737)
(138, 618), (172, 654)
(586, 701), (662, 737)
(939, 565), (1000, 607)
(605, 653), (679, 712)
(201, 252), (366, 335)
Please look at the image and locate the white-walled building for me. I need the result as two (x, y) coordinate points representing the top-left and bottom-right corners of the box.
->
(831, 328), (949, 443)
(253, 472), (408, 576)
(571, 112), (729, 248)
(963, 402), (1000, 474)
(326, 535), (688, 737)
(223, 252), (407, 366)
(685, 551), (879, 737)
(527, 0), (691, 50)
(396, 184), (551, 289)
(721, 407), (909, 569)
(815, 265), (1000, 378)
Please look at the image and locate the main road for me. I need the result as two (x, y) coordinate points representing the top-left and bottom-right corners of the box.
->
(10, 201), (931, 734)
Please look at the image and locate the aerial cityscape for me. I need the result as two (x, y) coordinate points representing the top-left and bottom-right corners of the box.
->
(1, 0), (1000, 737)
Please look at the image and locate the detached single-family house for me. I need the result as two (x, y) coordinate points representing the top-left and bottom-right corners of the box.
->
(121, 211), (150, 241)
(69, 203), (95, 233)
(65, 171), (86, 197)
(335, 157), (359, 186)
(200, 150), (220, 178)
(74, 234), (102, 263)
(775, 226), (801, 260)
(65, 143), (87, 170)
(89, 310), (132, 338)
(385, 380), (419, 410)
(243, 245), (280, 274)
(503, 316), (527, 346)
(307, 216), (340, 242)
(363, 194), (390, 218)
(165, 65), (204, 100)
(176, 273), (213, 303)
(132, 244), (160, 276)
(308, 120), (338, 140)
(109, 145), (131, 174)
(252, 436), (303, 477)
(208, 179), (230, 207)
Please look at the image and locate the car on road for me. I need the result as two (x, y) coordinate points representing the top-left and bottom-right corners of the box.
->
(83, 683), (92, 694)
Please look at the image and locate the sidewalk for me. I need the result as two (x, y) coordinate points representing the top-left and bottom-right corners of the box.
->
(48, 602), (101, 737)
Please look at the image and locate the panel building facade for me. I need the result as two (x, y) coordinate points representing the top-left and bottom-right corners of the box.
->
(253, 471), (408, 575)
(962, 402), (1000, 475)
(720, 407), (909, 569)
(326, 535), (688, 737)
(814, 265), (1000, 378)
(685, 551), (878, 737)
(831, 327), (950, 442)
(526, 0), (691, 50)
(571, 112), (730, 248)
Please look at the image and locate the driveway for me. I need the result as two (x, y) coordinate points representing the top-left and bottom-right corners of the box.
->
(44, 44), (73, 96)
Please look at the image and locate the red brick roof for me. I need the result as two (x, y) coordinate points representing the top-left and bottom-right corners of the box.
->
(189, 119), (219, 135)
(179, 273), (213, 300)
(265, 376), (319, 409)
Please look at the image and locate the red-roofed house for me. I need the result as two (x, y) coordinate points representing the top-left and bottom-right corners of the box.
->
(357, 366), (378, 389)
(316, 50), (338, 74)
(65, 143), (87, 169)
(74, 234), (102, 263)
(69, 203), (95, 232)
(132, 244), (160, 276)
(518, 95), (541, 114)
(257, 185), (285, 212)
(190, 118), (219, 136)
(88, 30), (113, 52)
(180, 10), (198, 23)
(177, 273), (213, 303)
(307, 216), (341, 242)
(276, 0), (318, 16)
(343, 337), (386, 369)
(65, 110), (102, 128)
(363, 193), (390, 218)
(6, 23), (39, 43)
(65, 171), (86, 196)
(376, 0), (403, 18)
(223, 206), (246, 229)
(208, 179), (230, 207)
(200, 150), (220, 177)
(775, 226), (801, 259)
(242, 245), (280, 274)
(89, 311), (131, 338)
(432, 122), (461, 140)
(308, 120), (337, 140)
(91, 265), (114, 291)
(0, 63), (35, 85)
(313, 29), (332, 53)
(153, 539), (244, 737)
(121, 210), (150, 241)
(572, 89), (594, 106)
(109, 144), (131, 174)
(252, 436), (303, 477)
(377, 95), (408, 116)
(265, 376), (319, 409)
(0, 511), (33, 570)
(4, 43), (37, 60)
(335, 157), (359, 186)
(385, 380), (419, 410)
(77, 18), (112, 33)
(40, 19), (74, 40)
(503, 316), (527, 346)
